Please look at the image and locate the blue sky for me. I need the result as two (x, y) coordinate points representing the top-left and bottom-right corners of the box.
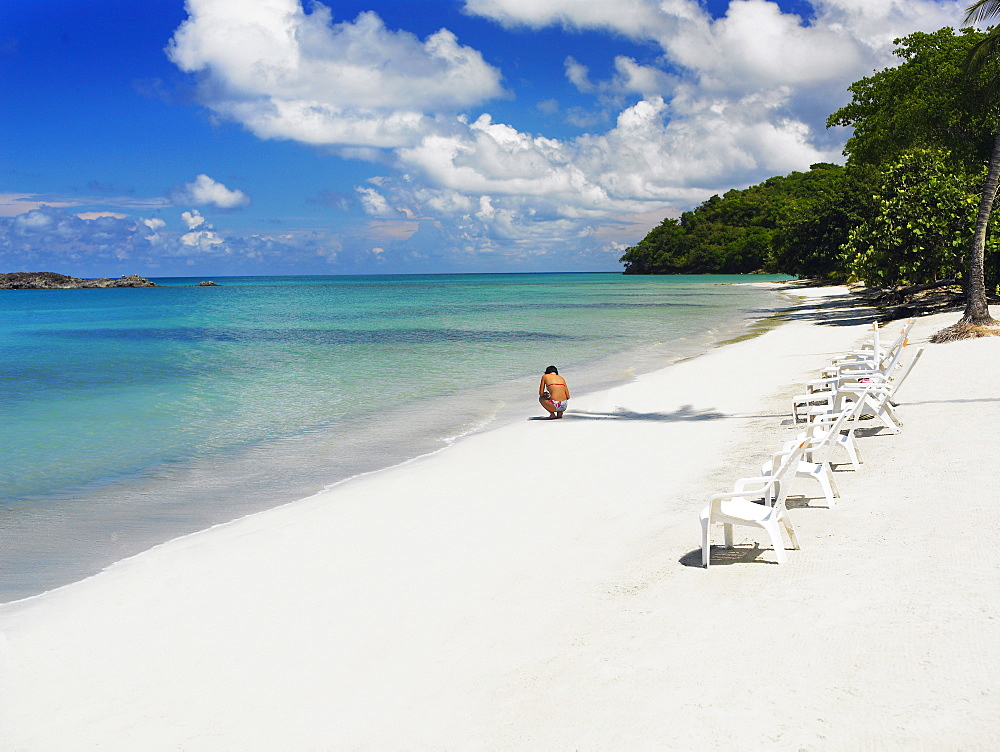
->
(1, 0), (966, 277)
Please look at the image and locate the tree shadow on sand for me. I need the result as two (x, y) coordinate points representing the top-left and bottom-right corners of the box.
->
(777, 289), (879, 327)
(563, 404), (728, 422)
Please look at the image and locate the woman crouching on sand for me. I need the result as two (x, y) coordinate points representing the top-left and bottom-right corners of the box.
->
(539, 365), (570, 419)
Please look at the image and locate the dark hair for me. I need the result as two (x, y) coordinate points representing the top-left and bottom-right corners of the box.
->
(545, 365), (559, 374)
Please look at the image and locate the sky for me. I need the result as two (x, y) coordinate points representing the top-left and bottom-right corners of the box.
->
(0, 0), (969, 277)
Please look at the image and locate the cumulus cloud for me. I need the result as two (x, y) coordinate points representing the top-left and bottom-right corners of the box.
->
(167, 0), (505, 149)
(181, 209), (206, 229)
(0, 205), (413, 274)
(355, 186), (397, 217)
(0, 207), (148, 266)
(171, 174), (250, 209)
(163, 0), (965, 264)
(177, 209), (228, 253)
(463, 0), (675, 37)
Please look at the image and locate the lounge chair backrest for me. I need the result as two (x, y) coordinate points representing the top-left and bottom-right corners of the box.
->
(766, 441), (808, 507)
(887, 346), (924, 396)
(876, 319), (915, 370)
(806, 391), (868, 462)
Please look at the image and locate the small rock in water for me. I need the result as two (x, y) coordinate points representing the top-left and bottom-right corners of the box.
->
(196, 280), (220, 287)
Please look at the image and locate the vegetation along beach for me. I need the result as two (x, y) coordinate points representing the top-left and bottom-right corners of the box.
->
(2, 0), (1000, 748)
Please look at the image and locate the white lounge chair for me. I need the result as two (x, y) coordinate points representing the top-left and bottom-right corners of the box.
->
(823, 318), (914, 375)
(765, 394), (869, 507)
(793, 335), (916, 423)
(700, 441), (807, 567)
(805, 347), (924, 434)
(805, 394), (867, 471)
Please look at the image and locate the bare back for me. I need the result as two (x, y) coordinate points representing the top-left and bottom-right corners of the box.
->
(540, 373), (570, 401)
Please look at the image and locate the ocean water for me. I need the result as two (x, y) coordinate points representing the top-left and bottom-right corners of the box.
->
(0, 273), (791, 601)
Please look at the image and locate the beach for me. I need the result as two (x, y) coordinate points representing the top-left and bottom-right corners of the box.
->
(2, 284), (999, 749)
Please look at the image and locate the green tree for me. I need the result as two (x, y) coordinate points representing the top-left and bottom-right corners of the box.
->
(950, 4), (1000, 332)
(830, 26), (1000, 331)
(619, 164), (849, 275)
(772, 164), (868, 279)
(840, 149), (988, 287)
(619, 216), (687, 274)
(829, 28), (997, 169)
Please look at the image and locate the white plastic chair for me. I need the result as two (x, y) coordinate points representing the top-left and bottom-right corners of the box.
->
(700, 441), (807, 567)
(793, 336), (916, 423)
(765, 394), (868, 507)
(823, 319), (914, 375)
(806, 347), (924, 434)
(804, 394), (866, 471)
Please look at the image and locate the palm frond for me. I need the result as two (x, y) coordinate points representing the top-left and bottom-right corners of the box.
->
(966, 29), (1000, 103)
(967, 0), (1000, 24)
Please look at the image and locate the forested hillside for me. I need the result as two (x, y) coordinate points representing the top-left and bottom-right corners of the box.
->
(620, 27), (1000, 293)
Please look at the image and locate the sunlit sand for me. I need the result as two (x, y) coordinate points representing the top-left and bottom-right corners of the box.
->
(2, 286), (998, 749)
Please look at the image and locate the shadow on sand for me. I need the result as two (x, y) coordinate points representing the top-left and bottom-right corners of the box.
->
(560, 404), (727, 422)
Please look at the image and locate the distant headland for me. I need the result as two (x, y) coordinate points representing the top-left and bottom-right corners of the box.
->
(0, 272), (158, 290)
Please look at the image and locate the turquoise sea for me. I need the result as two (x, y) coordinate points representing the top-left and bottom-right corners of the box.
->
(1, 273), (791, 601)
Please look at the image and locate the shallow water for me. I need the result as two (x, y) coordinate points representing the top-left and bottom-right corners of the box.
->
(0, 272), (792, 601)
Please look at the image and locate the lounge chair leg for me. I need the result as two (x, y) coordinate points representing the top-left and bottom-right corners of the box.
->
(780, 511), (800, 550)
(723, 523), (734, 549)
(813, 471), (836, 508)
(846, 440), (863, 470)
(765, 521), (788, 564)
(701, 518), (711, 568)
(827, 464), (840, 497)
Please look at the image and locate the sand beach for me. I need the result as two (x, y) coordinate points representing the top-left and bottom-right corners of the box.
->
(1, 284), (998, 750)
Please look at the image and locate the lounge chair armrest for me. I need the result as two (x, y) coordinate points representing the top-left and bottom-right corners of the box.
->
(804, 378), (837, 391)
(723, 476), (775, 495)
(711, 483), (772, 502)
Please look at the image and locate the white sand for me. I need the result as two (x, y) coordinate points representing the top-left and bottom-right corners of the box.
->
(2, 286), (999, 750)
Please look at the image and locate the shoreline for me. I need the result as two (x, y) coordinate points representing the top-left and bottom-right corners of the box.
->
(0, 280), (789, 604)
(4, 286), (999, 748)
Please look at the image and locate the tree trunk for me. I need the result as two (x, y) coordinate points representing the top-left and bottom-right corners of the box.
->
(962, 123), (1000, 325)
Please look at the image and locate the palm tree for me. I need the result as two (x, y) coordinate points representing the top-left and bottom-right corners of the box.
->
(932, 2), (1000, 340)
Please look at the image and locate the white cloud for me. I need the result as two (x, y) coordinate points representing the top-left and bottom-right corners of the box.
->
(76, 212), (128, 220)
(355, 186), (396, 217)
(463, 0), (675, 37)
(177, 208), (227, 253)
(163, 0), (966, 264)
(181, 210), (206, 230)
(167, 0), (505, 149)
(172, 174), (250, 209)
(180, 228), (226, 251)
(564, 57), (595, 93)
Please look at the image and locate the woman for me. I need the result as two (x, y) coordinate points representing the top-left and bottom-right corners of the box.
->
(539, 365), (570, 419)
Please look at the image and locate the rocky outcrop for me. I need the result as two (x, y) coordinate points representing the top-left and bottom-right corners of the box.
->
(0, 272), (158, 289)
(196, 280), (220, 286)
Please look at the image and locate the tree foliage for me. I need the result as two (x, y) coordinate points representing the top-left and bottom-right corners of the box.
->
(828, 28), (999, 169)
(840, 149), (994, 286)
(619, 164), (848, 275)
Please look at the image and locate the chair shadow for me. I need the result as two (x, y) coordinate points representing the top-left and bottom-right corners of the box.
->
(785, 493), (830, 510)
(679, 543), (779, 567)
(680, 493), (822, 567)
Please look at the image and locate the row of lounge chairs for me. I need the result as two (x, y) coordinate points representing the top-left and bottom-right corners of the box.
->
(699, 320), (924, 567)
